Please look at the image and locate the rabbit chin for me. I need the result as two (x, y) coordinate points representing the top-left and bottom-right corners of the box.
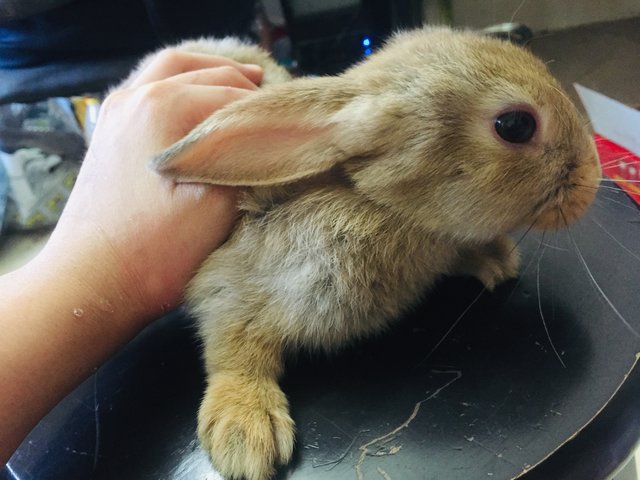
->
(532, 183), (599, 229)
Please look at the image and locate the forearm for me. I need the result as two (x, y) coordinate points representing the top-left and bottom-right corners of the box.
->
(0, 237), (147, 464)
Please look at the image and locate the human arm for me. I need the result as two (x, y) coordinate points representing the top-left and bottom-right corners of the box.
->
(0, 51), (263, 464)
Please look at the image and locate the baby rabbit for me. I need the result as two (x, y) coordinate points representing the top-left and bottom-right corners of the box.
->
(147, 27), (600, 480)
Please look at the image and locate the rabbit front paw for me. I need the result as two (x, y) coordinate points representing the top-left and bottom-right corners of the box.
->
(472, 236), (520, 290)
(198, 372), (295, 480)
(455, 236), (520, 291)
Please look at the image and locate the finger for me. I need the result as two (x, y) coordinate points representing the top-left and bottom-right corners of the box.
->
(163, 85), (256, 137)
(129, 50), (263, 88)
(167, 66), (260, 91)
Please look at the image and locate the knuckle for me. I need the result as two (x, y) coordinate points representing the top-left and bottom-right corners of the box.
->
(215, 64), (240, 78)
(220, 85), (252, 102)
(138, 80), (172, 100)
(153, 48), (182, 66)
(216, 65), (254, 88)
(217, 64), (239, 75)
(132, 81), (175, 116)
(100, 89), (127, 113)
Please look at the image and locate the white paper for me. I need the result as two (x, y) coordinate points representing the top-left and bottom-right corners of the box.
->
(575, 83), (640, 157)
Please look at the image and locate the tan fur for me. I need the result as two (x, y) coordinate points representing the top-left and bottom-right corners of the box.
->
(144, 27), (600, 479)
(175, 37), (293, 85)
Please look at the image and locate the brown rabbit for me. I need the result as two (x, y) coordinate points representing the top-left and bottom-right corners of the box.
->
(148, 28), (600, 480)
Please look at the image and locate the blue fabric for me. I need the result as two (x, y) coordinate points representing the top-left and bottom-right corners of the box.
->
(0, 0), (256, 103)
(0, 0), (256, 68)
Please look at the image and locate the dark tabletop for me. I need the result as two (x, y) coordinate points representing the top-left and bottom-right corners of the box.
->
(3, 185), (640, 480)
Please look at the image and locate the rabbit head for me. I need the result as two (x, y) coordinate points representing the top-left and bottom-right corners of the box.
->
(152, 27), (600, 242)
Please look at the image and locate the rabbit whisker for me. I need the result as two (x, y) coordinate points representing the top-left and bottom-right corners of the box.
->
(599, 155), (640, 167)
(548, 85), (575, 129)
(417, 218), (540, 366)
(575, 184), (621, 192)
(416, 287), (486, 367)
(562, 211), (640, 338)
(418, 220), (540, 367)
(535, 235), (566, 368)
(93, 371), (101, 470)
(513, 220), (537, 252)
(594, 185), (622, 192)
(541, 241), (569, 252)
(509, 0), (528, 24)
(506, 223), (545, 303)
(598, 162), (638, 172)
(598, 178), (640, 184)
(572, 183), (598, 189)
(593, 196), (640, 213)
(591, 217), (640, 262)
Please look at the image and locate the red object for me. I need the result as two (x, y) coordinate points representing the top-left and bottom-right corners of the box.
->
(594, 133), (640, 206)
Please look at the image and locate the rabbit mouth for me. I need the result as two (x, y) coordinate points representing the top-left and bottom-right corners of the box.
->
(525, 136), (601, 230)
(531, 163), (600, 230)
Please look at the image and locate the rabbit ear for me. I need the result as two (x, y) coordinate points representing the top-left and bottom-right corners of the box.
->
(151, 77), (367, 186)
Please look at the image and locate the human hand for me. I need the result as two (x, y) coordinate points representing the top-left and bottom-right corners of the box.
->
(0, 50), (265, 463)
(41, 50), (264, 325)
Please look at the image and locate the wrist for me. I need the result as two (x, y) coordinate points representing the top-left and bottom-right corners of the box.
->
(33, 224), (152, 335)
(0, 236), (150, 461)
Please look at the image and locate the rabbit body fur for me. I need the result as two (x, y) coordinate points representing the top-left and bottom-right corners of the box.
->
(141, 30), (600, 480)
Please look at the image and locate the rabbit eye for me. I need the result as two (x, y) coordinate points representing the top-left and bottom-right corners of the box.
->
(495, 110), (536, 143)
